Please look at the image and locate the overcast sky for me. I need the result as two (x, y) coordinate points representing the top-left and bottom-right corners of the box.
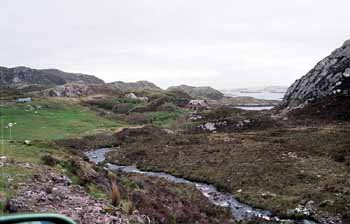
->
(1, 0), (350, 89)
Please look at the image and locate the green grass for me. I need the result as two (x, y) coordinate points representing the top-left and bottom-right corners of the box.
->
(86, 183), (108, 200)
(0, 99), (127, 213)
(0, 140), (108, 213)
(0, 100), (125, 141)
(0, 140), (61, 212)
(147, 110), (186, 128)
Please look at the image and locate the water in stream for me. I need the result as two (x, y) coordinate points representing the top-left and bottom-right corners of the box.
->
(85, 148), (317, 224)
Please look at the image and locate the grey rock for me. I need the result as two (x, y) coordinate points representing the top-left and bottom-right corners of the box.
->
(281, 39), (350, 110)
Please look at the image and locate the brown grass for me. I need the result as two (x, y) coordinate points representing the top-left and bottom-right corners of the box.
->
(106, 124), (350, 222)
(111, 174), (121, 207)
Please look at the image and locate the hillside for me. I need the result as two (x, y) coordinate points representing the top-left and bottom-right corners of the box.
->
(108, 81), (162, 93)
(167, 85), (224, 100)
(281, 40), (350, 110)
(167, 85), (279, 106)
(0, 66), (104, 87)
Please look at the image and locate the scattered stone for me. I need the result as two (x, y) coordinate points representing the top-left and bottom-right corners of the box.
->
(287, 152), (298, 159)
(282, 152), (298, 160)
(261, 192), (277, 199)
(5, 170), (143, 224)
(19, 162), (32, 169)
(203, 122), (217, 131)
(163, 129), (175, 135)
(0, 156), (7, 167)
(294, 200), (315, 216)
(197, 121), (230, 132)
(189, 113), (203, 121)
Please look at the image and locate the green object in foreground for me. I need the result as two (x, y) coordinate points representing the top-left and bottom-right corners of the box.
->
(0, 213), (76, 224)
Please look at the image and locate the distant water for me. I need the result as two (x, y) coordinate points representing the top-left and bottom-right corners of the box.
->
(225, 91), (285, 101)
(235, 106), (274, 111)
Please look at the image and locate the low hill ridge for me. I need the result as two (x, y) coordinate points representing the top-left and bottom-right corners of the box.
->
(167, 85), (224, 100)
(0, 66), (104, 87)
(108, 80), (162, 92)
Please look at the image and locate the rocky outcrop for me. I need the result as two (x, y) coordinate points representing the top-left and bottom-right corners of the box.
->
(5, 171), (143, 224)
(37, 83), (122, 97)
(108, 81), (162, 93)
(167, 85), (224, 100)
(0, 66), (104, 87)
(281, 40), (350, 110)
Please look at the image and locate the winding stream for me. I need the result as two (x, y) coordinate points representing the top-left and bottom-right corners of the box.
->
(85, 148), (317, 224)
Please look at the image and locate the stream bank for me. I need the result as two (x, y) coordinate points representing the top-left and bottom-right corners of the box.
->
(85, 148), (317, 224)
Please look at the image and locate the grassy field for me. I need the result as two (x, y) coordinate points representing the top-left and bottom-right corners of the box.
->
(0, 99), (124, 140)
(0, 98), (125, 212)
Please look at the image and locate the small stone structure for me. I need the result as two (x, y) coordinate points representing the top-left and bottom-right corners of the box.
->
(44, 84), (93, 97)
(187, 100), (209, 110)
(16, 97), (32, 103)
(125, 93), (149, 102)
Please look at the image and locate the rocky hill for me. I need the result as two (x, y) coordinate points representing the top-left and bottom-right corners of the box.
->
(108, 81), (162, 93)
(37, 83), (122, 97)
(0, 66), (104, 87)
(281, 40), (350, 110)
(167, 85), (224, 100)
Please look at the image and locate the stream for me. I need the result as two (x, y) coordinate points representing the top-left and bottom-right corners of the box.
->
(85, 148), (317, 224)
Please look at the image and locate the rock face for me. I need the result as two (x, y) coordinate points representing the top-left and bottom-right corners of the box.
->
(108, 81), (162, 93)
(167, 85), (224, 100)
(37, 83), (121, 97)
(0, 66), (104, 87)
(281, 40), (350, 110)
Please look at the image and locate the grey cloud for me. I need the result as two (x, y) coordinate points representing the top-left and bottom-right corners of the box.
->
(1, 0), (350, 89)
